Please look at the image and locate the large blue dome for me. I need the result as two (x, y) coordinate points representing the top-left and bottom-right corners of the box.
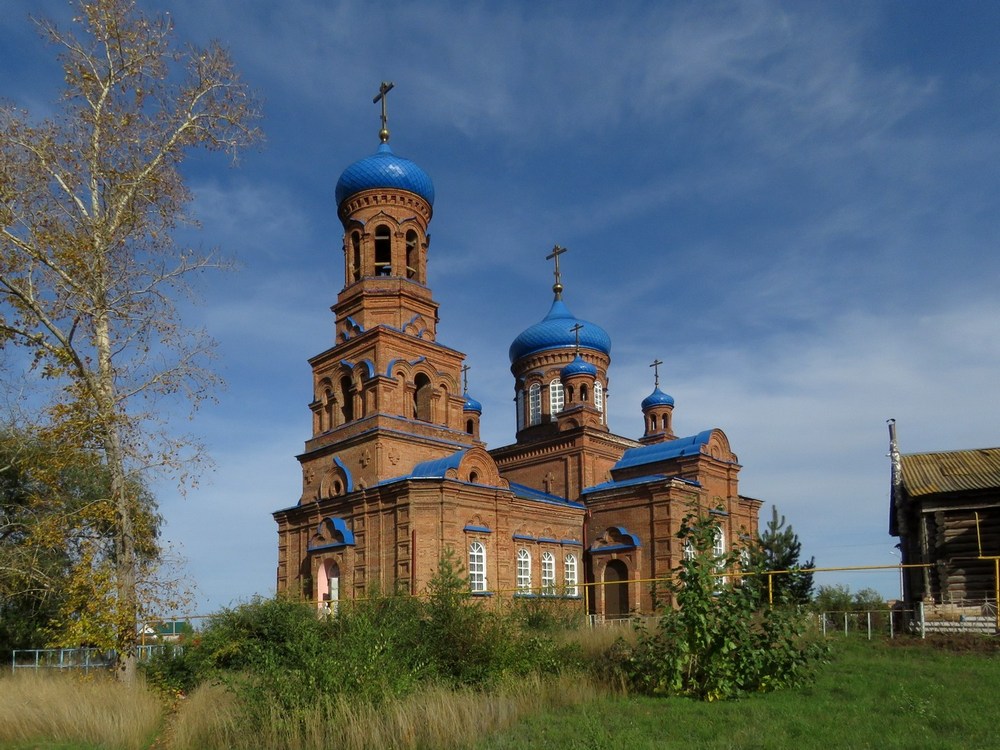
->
(335, 142), (435, 208)
(509, 299), (612, 364)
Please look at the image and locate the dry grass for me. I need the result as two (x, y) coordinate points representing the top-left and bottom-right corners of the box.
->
(0, 670), (162, 750)
(169, 673), (604, 750)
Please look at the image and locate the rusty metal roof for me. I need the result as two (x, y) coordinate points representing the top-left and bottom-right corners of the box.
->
(900, 447), (1000, 497)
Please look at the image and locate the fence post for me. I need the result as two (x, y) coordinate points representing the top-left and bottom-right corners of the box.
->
(844, 612), (848, 636)
(890, 608), (894, 639)
(867, 611), (872, 640)
(918, 600), (925, 639)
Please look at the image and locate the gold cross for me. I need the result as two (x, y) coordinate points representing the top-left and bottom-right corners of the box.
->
(373, 81), (395, 142)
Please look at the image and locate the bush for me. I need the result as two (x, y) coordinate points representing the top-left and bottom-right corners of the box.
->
(615, 508), (827, 701)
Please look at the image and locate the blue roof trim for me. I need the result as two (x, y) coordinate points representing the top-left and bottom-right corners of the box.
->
(513, 533), (536, 541)
(410, 450), (466, 479)
(583, 474), (702, 494)
(709, 508), (729, 517)
(339, 358), (375, 379)
(614, 430), (715, 470)
(538, 537), (559, 545)
(590, 543), (636, 554)
(589, 526), (641, 554)
(307, 517), (356, 552)
(560, 539), (583, 547)
(508, 481), (586, 509)
(332, 456), (353, 493)
(464, 524), (492, 534)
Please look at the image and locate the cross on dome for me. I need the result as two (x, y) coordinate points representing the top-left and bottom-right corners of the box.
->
(650, 358), (663, 388)
(546, 244), (567, 300)
(373, 81), (394, 143)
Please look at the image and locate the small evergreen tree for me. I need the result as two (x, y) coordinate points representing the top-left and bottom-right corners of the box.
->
(751, 505), (814, 605)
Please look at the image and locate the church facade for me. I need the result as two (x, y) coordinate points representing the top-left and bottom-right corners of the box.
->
(273, 100), (761, 618)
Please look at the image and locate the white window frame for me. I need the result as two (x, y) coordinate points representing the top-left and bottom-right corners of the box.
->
(713, 527), (727, 587)
(516, 548), (531, 593)
(541, 551), (556, 595)
(528, 383), (542, 426)
(564, 553), (578, 597)
(594, 381), (604, 423)
(469, 541), (487, 593)
(549, 379), (564, 416)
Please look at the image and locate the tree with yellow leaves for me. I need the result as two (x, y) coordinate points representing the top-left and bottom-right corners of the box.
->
(0, 0), (262, 683)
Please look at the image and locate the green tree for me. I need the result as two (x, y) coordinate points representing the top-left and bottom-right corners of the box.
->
(619, 508), (826, 701)
(0, 428), (163, 661)
(0, 0), (261, 683)
(751, 505), (814, 605)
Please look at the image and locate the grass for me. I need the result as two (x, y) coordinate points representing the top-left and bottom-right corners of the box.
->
(0, 671), (162, 750)
(476, 636), (1000, 750)
(2, 635), (998, 749)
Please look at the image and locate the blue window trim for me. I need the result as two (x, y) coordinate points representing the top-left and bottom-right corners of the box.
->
(559, 539), (583, 546)
(538, 537), (559, 545)
(464, 524), (492, 534)
(470, 591), (494, 598)
(513, 533), (536, 541)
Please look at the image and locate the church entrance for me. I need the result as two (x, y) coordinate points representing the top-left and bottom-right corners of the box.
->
(603, 559), (629, 619)
(317, 559), (340, 614)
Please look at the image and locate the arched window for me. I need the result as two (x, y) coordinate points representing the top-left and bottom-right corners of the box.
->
(594, 381), (604, 424)
(714, 528), (727, 587)
(516, 549), (531, 593)
(528, 383), (542, 426)
(564, 553), (578, 597)
(374, 225), (392, 276)
(322, 387), (334, 431)
(339, 376), (354, 423)
(580, 383), (588, 402)
(405, 230), (418, 280)
(317, 559), (339, 614)
(466, 418), (474, 435)
(350, 231), (361, 281)
(549, 379), (564, 416)
(516, 389), (524, 431)
(414, 373), (432, 421)
(468, 541), (487, 593)
(683, 539), (695, 562)
(541, 551), (556, 595)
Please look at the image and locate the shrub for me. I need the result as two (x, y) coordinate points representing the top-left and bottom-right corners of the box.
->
(616, 508), (827, 701)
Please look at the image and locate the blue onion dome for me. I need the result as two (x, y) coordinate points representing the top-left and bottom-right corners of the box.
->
(562, 355), (598, 378)
(509, 299), (612, 364)
(463, 394), (483, 414)
(641, 386), (675, 410)
(335, 142), (435, 209)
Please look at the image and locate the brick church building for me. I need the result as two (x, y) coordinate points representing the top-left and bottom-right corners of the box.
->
(273, 95), (761, 618)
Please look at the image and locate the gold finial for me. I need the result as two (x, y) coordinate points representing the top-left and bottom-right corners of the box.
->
(546, 244), (567, 299)
(373, 81), (395, 143)
(650, 358), (663, 388)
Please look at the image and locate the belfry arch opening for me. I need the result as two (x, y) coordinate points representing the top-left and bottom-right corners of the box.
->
(350, 231), (361, 281)
(405, 230), (419, 281)
(374, 224), (392, 276)
(414, 373), (432, 422)
(339, 376), (354, 423)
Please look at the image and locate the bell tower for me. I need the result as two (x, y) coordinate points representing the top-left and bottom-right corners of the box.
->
(298, 83), (476, 502)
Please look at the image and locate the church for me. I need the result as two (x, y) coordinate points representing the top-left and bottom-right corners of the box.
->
(273, 88), (762, 618)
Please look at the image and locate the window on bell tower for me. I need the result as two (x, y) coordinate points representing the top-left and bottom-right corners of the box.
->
(405, 230), (418, 281)
(351, 231), (361, 282)
(414, 373), (433, 422)
(374, 225), (392, 276)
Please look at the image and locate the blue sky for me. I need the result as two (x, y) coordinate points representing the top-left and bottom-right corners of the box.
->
(3, 1), (999, 613)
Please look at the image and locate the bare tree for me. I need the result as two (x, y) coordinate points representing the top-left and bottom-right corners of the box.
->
(0, 0), (262, 683)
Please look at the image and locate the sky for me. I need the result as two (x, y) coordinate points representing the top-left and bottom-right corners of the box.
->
(2, 0), (999, 614)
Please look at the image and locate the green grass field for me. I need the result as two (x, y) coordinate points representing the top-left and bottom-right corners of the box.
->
(2, 636), (998, 749)
(477, 638), (1000, 750)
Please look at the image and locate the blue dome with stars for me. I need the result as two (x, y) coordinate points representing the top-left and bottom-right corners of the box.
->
(641, 386), (675, 409)
(561, 355), (598, 378)
(335, 142), (435, 209)
(509, 299), (612, 364)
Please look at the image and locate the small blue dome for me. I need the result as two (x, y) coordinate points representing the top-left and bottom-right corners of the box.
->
(561, 355), (598, 378)
(509, 299), (612, 364)
(641, 386), (675, 410)
(463, 394), (482, 413)
(335, 142), (435, 208)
